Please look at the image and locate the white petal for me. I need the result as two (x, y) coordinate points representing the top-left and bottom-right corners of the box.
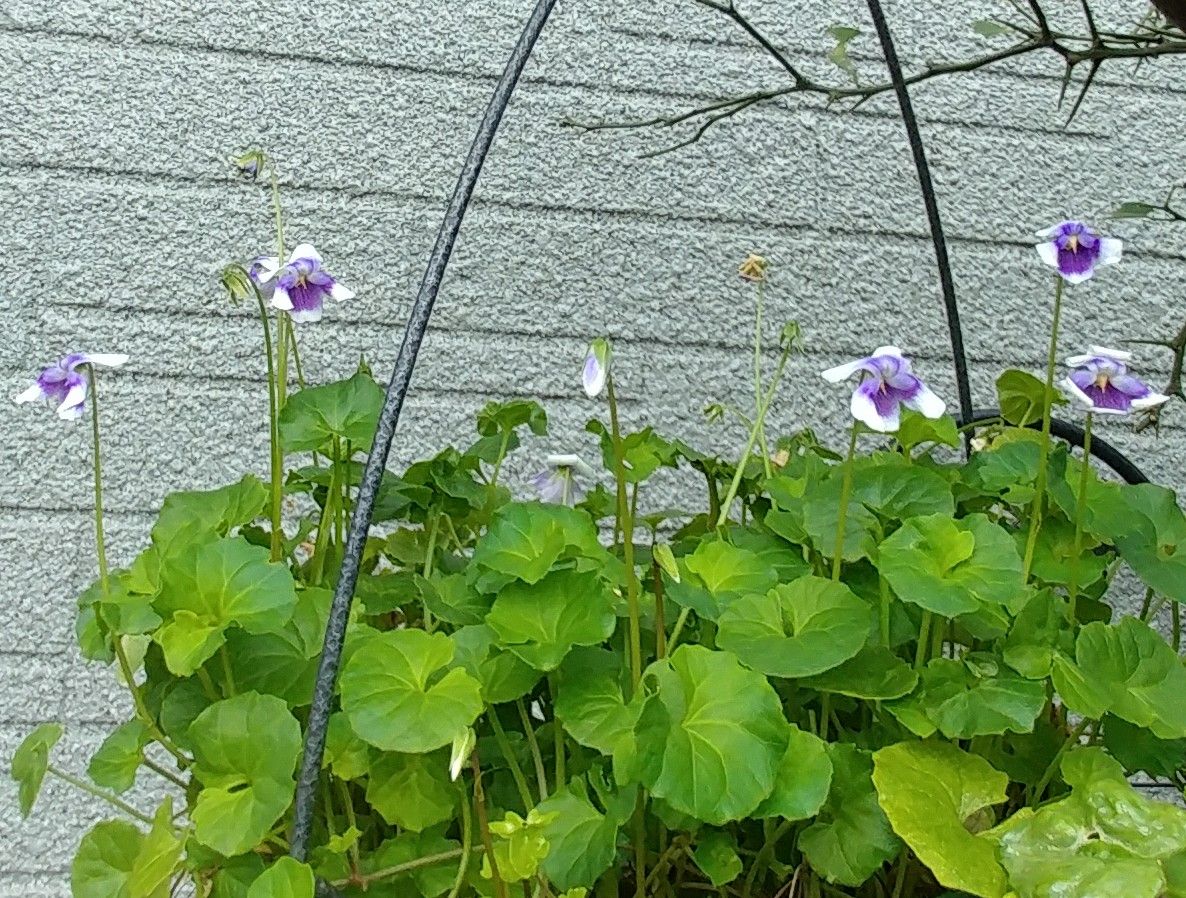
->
(1035, 241), (1060, 269)
(328, 281), (355, 301)
(1131, 391), (1172, 410)
(821, 358), (867, 384)
(871, 345), (904, 360)
(288, 306), (323, 324)
(1034, 223), (1063, 239)
(548, 453), (582, 468)
(1059, 377), (1095, 409)
(270, 285), (294, 311)
(904, 383), (946, 419)
(288, 243), (322, 264)
(253, 256), (280, 283)
(530, 699), (546, 722)
(1097, 237), (1123, 267)
(14, 383), (45, 404)
(1061, 268), (1094, 286)
(1089, 345), (1130, 362)
(81, 353), (129, 368)
(851, 388), (899, 433)
(56, 382), (87, 418)
(583, 356), (607, 398)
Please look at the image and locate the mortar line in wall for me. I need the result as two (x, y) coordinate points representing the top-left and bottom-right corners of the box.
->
(0, 23), (1111, 141)
(6, 160), (1186, 267)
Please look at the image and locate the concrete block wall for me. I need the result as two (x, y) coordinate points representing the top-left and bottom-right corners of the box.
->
(2, 0), (1183, 890)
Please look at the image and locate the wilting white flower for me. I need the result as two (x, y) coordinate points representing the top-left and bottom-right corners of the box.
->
(531, 454), (594, 506)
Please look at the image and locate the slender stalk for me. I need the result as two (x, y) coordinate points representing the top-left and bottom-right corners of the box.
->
(742, 818), (794, 898)
(914, 613), (932, 670)
(336, 779), (362, 874)
(1030, 718), (1091, 804)
(1067, 412), (1093, 624)
(1174, 602), (1181, 653)
(668, 608), (692, 654)
(489, 432), (512, 487)
(1140, 587), (1156, 621)
(515, 700), (549, 802)
(48, 765), (154, 826)
(445, 783), (474, 898)
(631, 790), (648, 898)
(250, 287), (284, 561)
(470, 752), (507, 898)
(288, 323), (307, 390)
(142, 757), (187, 790)
(878, 571), (892, 648)
(335, 848), (477, 889)
(423, 511), (440, 633)
(818, 693), (831, 740)
(268, 168), (292, 410)
(309, 439), (342, 586)
(652, 557), (667, 659)
(218, 646), (237, 698)
(607, 375), (644, 693)
(831, 427), (860, 582)
(490, 708), (535, 809)
(753, 278), (773, 479)
(1023, 275), (1066, 579)
(549, 676), (565, 790)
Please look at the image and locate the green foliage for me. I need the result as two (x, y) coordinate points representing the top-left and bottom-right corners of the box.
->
(23, 317), (1186, 898)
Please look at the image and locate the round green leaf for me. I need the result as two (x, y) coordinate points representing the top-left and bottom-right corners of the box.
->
(341, 629), (483, 753)
(129, 797), (184, 898)
(800, 744), (900, 887)
(471, 502), (568, 586)
(692, 831), (743, 887)
(152, 537), (297, 676)
(88, 720), (149, 794)
(366, 752), (456, 831)
(888, 659), (1047, 739)
(188, 692), (301, 857)
(451, 624), (542, 704)
(72, 821), (142, 898)
(754, 725), (833, 820)
(554, 646), (634, 756)
(634, 646), (789, 824)
(717, 576), (869, 678)
(10, 722), (62, 818)
(278, 370), (384, 452)
(851, 462), (955, 520)
(246, 857), (315, 898)
(487, 569), (616, 671)
(673, 539), (778, 621)
(877, 514), (1024, 617)
(801, 646), (919, 699)
(1111, 484), (1186, 604)
(537, 784), (620, 890)
(873, 741), (1009, 898)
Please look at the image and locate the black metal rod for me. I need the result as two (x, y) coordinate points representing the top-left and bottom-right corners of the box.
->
(863, 0), (975, 427)
(290, 0), (561, 860)
(958, 407), (1149, 485)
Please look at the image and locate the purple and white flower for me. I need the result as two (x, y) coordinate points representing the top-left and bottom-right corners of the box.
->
(821, 346), (946, 433)
(1059, 346), (1169, 416)
(14, 353), (128, 420)
(531, 454), (594, 506)
(583, 338), (612, 398)
(256, 244), (354, 323)
(1035, 220), (1122, 285)
(246, 255), (279, 301)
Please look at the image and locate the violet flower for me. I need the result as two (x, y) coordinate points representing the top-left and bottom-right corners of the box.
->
(1035, 221), (1122, 285)
(583, 338), (612, 398)
(14, 353), (128, 420)
(257, 244), (354, 323)
(246, 255), (279, 301)
(1060, 346), (1169, 416)
(531, 454), (594, 506)
(822, 346), (946, 433)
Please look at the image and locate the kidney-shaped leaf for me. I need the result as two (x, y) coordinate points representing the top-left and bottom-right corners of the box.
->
(279, 369), (384, 452)
(873, 741), (1009, 898)
(537, 783), (620, 891)
(11, 722), (63, 818)
(753, 725), (833, 820)
(717, 576), (869, 679)
(554, 646), (634, 757)
(487, 569), (616, 671)
(88, 720), (149, 794)
(188, 692), (302, 857)
(1111, 484), (1186, 604)
(802, 646), (919, 700)
(668, 539), (779, 621)
(340, 629), (483, 753)
(634, 646), (788, 824)
(450, 624), (541, 704)
(71, 821), (143, 898)
(366, 751), (456, 832)
(877, 514), (1023, 617)
(888, 659), (1046, 740)
(246, 857), (316, 898)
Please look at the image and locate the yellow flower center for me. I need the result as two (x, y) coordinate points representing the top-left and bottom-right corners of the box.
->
(1065, 234), (1080, 253)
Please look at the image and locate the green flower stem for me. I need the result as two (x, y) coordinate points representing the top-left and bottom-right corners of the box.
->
(1022, 275), (1066, 580)
(338, 847), (481, 890)
(515, 699), (549, 802)
(218, 645), (237, 698)
(667, 607), (692, 654)
(87, 366), (188, 766)
(1067, 412), (1093, 624)
(753, 279), (773, 480)
(1139, 587), (1156, 621)
(142, 757), (187, 790)
(878, 572), (892, 648)
(1174, 603), (1182, 653)
(606, 375), (644, 693)
(47, 765), (154, 826)
(288, 323), (306, 390)
(336, 779), (362, 873)
(469, 752), (507, 898)
(652, 557), (667, 659)
(196, 667), (221, 703)
(741, 818), (794, 898)
(308, 439), (342, 586)
(423, 511), (440, 633)
(818, 693), (831, 740)
(276, 315), (291, 410)
(489, 432), (512, 487)
(490, 707), (535, 809)
(631, 791), (648, 898)
(549, 676), (565, 789)
(1029, 718), (1091, 804)
(914, 612), (933, 670)
(248, 286), (284, 561)
(717, 346), (793, 528)
(831, 426), (860, 582)
(444, 782), (474, 898)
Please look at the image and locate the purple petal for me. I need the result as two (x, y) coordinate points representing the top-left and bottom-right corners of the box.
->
(853, 379), (903, 432)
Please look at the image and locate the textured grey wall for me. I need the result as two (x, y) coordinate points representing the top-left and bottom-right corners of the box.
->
(2, 0), (1184, 891)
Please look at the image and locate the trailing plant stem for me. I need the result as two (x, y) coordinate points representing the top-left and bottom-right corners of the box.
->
(831, 426), (859, 582)
(515, 700), (549, 802)
(1023, 275), (1065, 580)
(251, 287), (284, 561)
(491, 707), (536, 808)
(48, 765), (154, 826)
(445, 784), (474, 898)
(915, 612), (932, 669)
(607, 375), (644, 692)
(1067, 412), (1093, 623)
